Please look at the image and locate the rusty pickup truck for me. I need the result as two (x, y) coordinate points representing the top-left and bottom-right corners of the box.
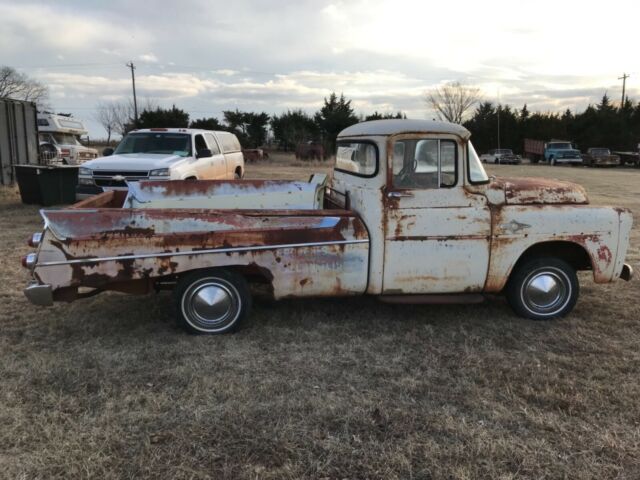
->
(22, 120), (633, 334)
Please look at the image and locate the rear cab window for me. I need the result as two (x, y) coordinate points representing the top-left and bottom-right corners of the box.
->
(204, 133), (221, 155)
(335, 141), (378, 177)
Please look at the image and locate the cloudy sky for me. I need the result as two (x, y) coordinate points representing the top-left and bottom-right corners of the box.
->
(1, 0), (638, 138)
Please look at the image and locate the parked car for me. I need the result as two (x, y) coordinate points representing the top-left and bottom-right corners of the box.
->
(544, 140), (582, 166)
(37, 113), (98, 165)
(582, 148), (621, 167)
(480, 149), (522, 164)
(76, 128), (245, 199)
(22, 119), (633, 334)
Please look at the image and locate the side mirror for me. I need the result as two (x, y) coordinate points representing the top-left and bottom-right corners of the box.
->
(196, 148), (212, 159)
(102, 147), (114, 157)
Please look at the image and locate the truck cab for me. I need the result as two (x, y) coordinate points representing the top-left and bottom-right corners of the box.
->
(544, 140), (582, 165)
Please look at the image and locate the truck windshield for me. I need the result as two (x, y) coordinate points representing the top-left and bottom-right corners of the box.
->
(497, 149), (513, 155)
(115, 133), (192, 156)
(468, 142), (489, 184)
(591, 148), (610, 155)
(48, 133), (82, 146)
(548, 143), (572, 150)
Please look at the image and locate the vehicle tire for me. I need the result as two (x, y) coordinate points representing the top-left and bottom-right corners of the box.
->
(506, 257), (578, 320)
(174, 268), (252, 334)
(234, 169), (242, 180)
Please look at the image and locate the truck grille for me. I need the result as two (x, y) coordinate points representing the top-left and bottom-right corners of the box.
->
(93, 170), (149, 188)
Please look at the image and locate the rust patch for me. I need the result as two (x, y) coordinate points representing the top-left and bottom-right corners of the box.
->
(597, 245), (612, 264)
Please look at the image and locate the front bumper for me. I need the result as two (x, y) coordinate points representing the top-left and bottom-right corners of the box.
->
(620, 263), (633, 281)
(24, 282), (53, 306)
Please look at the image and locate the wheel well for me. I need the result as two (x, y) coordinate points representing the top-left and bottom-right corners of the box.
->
(235, 166), (243, 176)
(512, 241), (592, 274)
(174, 265), (274, 297)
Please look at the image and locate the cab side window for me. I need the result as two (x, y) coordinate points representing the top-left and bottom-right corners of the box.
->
(204, 133), (221, 155)
(392, 139), (457, 189)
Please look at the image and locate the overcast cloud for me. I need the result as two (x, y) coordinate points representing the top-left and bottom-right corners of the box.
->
(1, 0), (638, 138)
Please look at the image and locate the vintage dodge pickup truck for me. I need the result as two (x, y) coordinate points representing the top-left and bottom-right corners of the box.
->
(22, 120), (633, 334)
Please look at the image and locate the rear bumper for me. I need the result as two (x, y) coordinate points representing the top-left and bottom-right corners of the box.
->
(620, 263), (633, 281)
(24, 282), (53, 306)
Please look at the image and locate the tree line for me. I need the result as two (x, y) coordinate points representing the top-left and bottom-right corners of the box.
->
(96, 93), (405, 155)
(464, 95), (640, 154)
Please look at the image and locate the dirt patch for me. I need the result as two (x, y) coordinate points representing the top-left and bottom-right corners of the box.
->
(0, 159), (639, 479)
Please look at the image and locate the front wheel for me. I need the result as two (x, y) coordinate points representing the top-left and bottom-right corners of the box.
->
(174, 269), (252, 334)
(506, 257), (579, 320)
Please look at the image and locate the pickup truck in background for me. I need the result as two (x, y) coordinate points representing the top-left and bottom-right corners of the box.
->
(480, 148), (522, 164)
(524, 138), (583, 165)
(76, 128), (245, 199)
(582, 148), (621, 167)
(544, 141), (583, 166)
(22, 119), (633, 334)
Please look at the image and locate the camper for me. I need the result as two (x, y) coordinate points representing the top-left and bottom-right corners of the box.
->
(37, 113), (98, 165)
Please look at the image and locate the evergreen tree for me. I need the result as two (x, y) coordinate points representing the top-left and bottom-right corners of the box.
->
(314, 93), (359, 155)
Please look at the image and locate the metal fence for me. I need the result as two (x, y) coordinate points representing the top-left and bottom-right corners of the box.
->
(0, 98), (40, 185)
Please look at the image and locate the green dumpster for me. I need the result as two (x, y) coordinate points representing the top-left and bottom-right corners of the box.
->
(13, 165), (79, 206)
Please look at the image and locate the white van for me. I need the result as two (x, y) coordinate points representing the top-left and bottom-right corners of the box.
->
(76, 128), (245, 199)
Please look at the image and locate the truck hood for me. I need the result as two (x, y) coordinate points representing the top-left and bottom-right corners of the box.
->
(82, 153), (187, 171)
(481, 176), (589, 205)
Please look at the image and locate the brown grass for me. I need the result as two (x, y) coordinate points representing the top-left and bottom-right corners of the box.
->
(1, 157), (639, 479)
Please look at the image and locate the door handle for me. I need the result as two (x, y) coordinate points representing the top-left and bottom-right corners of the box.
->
(387, 191), (413, 198)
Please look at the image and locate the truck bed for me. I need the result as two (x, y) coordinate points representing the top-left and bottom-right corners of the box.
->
(34, 179), (368, 301)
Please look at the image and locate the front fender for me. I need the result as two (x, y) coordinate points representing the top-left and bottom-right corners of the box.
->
(484, 205), (629, 292)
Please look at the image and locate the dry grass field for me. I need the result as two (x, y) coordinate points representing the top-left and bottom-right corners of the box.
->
(1, 156), (639, 479)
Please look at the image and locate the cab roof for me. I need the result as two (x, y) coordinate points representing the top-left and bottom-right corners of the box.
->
(338, 119), (471, 140)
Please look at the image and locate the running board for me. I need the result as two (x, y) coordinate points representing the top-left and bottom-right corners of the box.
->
(379, 294), (485, 305)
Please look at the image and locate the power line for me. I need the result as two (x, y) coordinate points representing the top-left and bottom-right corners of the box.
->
(12, 62), (123, 69)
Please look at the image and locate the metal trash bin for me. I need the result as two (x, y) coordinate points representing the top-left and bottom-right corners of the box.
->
(13, 165), (79, 206)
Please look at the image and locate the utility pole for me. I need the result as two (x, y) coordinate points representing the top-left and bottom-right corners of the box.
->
(126, 61), (138, 125)
(619, 73), (630, 108)
(497, 89), (501, 150)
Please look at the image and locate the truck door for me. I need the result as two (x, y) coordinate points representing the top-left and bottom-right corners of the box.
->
(204, 133), (226, 178)
(382, 134), (491, 293)
(193, 134), (214, 179)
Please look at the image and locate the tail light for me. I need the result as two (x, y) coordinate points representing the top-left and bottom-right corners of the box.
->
(21, 253), (37, 269)
(28, 232), (43, 247)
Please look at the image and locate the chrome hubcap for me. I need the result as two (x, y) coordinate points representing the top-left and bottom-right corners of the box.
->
(193, 285), (232, 320)
(182, 278), (240, 332)
(521, 269), (569, 315)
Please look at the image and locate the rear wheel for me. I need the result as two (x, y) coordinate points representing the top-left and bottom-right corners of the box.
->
(506, 257), (578, 320)
(174, 269), (252, 334)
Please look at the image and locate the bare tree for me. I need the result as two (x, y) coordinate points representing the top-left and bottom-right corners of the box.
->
(0, 66), (49, 107)
(94, 102), (120, 143)
(426, 81), (482, 124)
(107, 97), (158, 136)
